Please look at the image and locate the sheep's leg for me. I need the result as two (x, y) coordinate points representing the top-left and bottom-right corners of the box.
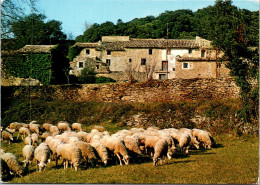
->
(116, 153), (123, 166)
(66, 160), (69, 169)
(17, 133), (20, 140)
(63, 160), (66, 169)
(55, 155), (58, 166)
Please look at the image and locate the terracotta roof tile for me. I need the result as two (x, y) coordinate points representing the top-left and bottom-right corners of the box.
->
(17, 45), (56, 53)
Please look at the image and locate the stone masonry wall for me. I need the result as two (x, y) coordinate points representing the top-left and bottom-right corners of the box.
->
(8, 78), (240, 103)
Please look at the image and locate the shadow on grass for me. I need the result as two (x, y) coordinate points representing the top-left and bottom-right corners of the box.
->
(214, 143), (224, 148)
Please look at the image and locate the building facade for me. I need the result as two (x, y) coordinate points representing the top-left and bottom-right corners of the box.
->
(70, 36), (230, 81)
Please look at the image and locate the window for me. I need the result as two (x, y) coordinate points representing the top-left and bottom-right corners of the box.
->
(159, 74), (167, 80)
(183, 63), (189, 69)
(86, 49), (90, 55)
(149, 49), (153, 55)
(96, 65), (99, 69)
(129, 58), (132, 63)
(78, 62), (84, 69)
(188, 49), (192, 54)
(217, 63), (221, 68)
(201, 49), (205, 57)
(107, 50), (111, 55)
(162, 61), (168, 71)
(141, 58), (146, 65)
(106, 59), (111, 66)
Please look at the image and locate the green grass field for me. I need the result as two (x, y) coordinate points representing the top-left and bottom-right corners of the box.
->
(1, 133), (258, 184)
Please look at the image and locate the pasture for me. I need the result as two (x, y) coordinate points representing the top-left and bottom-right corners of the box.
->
(2, 132), (259, 184)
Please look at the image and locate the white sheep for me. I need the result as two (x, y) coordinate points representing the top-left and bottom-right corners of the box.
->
(72, 123), (83, 132)
(5, 127), (16, 134)
(90, 141), (109, 166)
(17, 127), (31, 140)
(179, 128), (200, 150)
(41, 132), (52, 142)
(144, 135), (160, 157)
(1, 130), (14, 145)
(56, 143), (82, 171)
(93, 125), (105, 132)
(100, 136), (130, 166)
(22, 145), (35, 167)
(192, 129), (214, 149)
(1, 153), (23, 176)
(9, 122), (23, 131)
(24, 136), (33, 145)
(49, 125), (59, 135)
(29, 122), (40, 135)
(77, 131), (89, 142)
(1, 148), (6, 154)
(57, 122), (71, 132)
(153, 138), (169, 166)
(42, 123), (53, 131)
(31, 133), (40, 146)
(34, 143), (51, 172)
(123, 135), (142, 155)
(72, 141), (97, 167)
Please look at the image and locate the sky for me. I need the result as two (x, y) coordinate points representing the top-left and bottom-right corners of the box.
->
(27, 0), (260, 38)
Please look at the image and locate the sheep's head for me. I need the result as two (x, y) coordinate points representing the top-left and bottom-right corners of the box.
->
(153, 157), (159, 166)
(103, 160), (108, 166)
(17, 168), (23, 177)
(38, 162), (46, 172)
(123, 155), (130, 165)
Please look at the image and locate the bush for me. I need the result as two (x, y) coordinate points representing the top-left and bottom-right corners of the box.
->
(95, 76), (116, 83)
(78, 67), (96, 84)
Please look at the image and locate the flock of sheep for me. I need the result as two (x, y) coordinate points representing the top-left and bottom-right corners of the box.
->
(1, 121), (215, 179)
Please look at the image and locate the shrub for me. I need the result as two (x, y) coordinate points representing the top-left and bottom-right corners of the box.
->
(78, 67), (96, 84)
(95, 76), (116, 83)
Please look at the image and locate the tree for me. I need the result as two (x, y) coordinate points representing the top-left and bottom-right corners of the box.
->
(78, 58), (96, 84)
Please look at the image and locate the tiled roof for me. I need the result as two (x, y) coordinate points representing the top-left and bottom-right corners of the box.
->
(77, 38), (200, 51)
(17, 45), (56, 53)
(74, 43), (99, 48)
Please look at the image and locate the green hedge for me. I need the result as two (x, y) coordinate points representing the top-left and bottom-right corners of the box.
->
(68, 45), (82, 62)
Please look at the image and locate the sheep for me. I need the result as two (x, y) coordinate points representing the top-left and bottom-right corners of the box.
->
(31, 133), (40, 146)
(29, 122), (40, 135)
(90, 141), (109, 166)
(1, 153), (23, 177)
(24, 136), (33, 145)
(72, 141), (97, 167)
(1, 130), (14, 145)
(49, 126), (59, 135)
(9, 122), (23, 131)
(56, 143), (82, 171)
(5, 127), (16, 134)
(103, 131), (110, 136)
(17, 127), (31, 140)
(192, 129), (215, 149)
(34, 143), (51, 172)
(153, 138), (169, 166)
(93, 125), (105, 132)
(179, 128), (200, 150)
(144, 135), (160, 157)
(41, 132), (52, 142)
(1, 157), (11, 181)
(42, 123), (53, 131)
(72, 123), (83, 132)
(22, 145), (35, 167)
(123, 135), (142, 155)
(46, 138), (64, 166)
(100, 136), (130, 166)
(77, 131), (89, 142)
(57, 122), (71, 132)
(1, 148), (6, 154)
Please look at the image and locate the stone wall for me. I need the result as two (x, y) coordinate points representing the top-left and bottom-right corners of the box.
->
(6, 78), (240, 103)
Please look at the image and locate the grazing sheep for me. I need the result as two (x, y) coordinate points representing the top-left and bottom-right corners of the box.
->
(72, 141), (97, 167)
(46, 138), (64, 166)
(93, 125), (105, 132)
(1, 157), (11, 181)
(24, 136), (33, 145)
(9, 122), (23, 131)
(77, 131), (89, 142)
(17, 127), (31, 140)
(90, 141), (109, 166)
(22, 145), (35, 167)
(1, 153), (23, 177)
(192, 129), (214, 149)
(144, 135), (160, 157)
(42, 123), (53, 131)
(29, 122), (40, 135)
(34, 143), (51, 172)
(31, 133), (40, 146)
(56, 143), (82, 171)
(5, 127), (16, 134)
(72, 123), (83, 132)
(41, 132), (52, 142)
(123, 135), (142, 155)
(179, 128), (200, 150)
(100, 136), (130, 166)
(57, 122), (71, 132)
(1, 148), (6, 154)
(49, 126), (59, 135)
(1, 130), (14, 145)
(103, 131), (110, 136)
(153, 138), (169, 166)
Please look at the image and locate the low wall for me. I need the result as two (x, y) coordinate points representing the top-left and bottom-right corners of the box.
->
(3, 78), (240, 103)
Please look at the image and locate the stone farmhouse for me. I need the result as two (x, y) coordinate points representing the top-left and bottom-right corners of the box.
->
(69, 36), (230, 81)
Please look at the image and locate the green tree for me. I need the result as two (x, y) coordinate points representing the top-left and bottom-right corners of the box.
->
(78, 58), (97, 84)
